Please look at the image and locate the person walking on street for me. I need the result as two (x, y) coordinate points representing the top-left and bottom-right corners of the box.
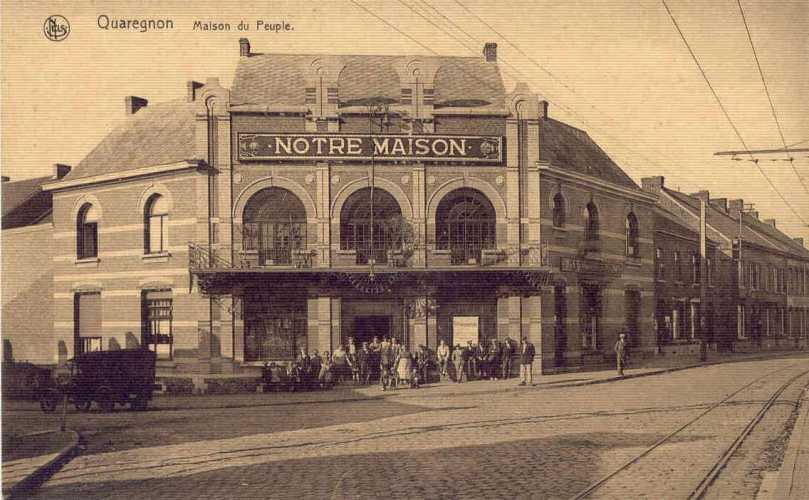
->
(615, 332), (628, 377)
(519, 337), (535, 386)
(501, 337), (514, 380)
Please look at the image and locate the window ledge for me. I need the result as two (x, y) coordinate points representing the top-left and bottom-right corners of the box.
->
(552, 226), (568, 232)
(143, 252), (171, 263)
(74, 257), (100, 268)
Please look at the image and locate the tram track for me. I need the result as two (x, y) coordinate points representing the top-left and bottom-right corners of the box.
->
(570, 362), (809, 499)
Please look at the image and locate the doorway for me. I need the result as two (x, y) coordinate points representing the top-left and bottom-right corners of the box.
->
(353, 315), (392, 346)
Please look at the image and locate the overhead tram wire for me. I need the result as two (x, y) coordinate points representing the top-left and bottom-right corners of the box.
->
(661, 0), (808, 226)
(393, 0), (679, 175)
(737, 0), (809, 195)
(437, 0), (713, 181)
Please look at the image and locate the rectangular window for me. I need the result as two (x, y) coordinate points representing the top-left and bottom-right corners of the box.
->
(147, 214), (168, 253)
(737, 304), (746, 339)
(624, 290), (641, 347)
(75, 292), (102, 354)
(656, 248), (665, 280)
(143, 290), (173, 360)
(689, 302), (699, 339)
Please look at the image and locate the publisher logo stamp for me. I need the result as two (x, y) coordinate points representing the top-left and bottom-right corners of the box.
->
(44, 15), (70, 41)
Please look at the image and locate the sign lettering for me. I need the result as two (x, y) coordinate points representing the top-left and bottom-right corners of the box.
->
(560, 257), (623, 276)
(238, 133), (503, 163)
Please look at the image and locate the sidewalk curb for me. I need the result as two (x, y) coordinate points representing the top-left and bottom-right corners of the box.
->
(772, 386), (809, 499)
(4, 429), (81, 500)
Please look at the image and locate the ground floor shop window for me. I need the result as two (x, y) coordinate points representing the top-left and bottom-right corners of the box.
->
(244, 295), (307, 361)
(142, 290), (173, 360)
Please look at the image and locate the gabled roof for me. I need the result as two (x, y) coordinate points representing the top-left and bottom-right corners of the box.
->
(231, 53), (506, 110)
(1, 176), (53, 229)
(540, 118), (639, 190)
(663, 188), (809, 259)
(62, 99), (198, 182)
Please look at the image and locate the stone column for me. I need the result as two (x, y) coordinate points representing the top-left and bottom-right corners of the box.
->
(497, 292), (522, 341)
(232, 291), (245, 364)
(522, 294), (543, 374)
(307, 296), (338, 354)
(411, 164), (427, 268)
(407, 296), (436, 349)
(505, 119), (520, 265)
(316, 163), (331, 267)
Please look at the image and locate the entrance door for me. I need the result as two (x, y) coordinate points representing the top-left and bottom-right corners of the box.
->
(353, 315), (392, 346)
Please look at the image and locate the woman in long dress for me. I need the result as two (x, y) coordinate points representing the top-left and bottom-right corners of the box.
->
(396, 348), (413, 387)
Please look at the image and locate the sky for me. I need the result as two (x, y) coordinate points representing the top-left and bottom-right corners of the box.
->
(2, 0), (807, 242)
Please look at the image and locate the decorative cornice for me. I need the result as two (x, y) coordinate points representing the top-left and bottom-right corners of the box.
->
(42, 160), (205, 192)
(538, 164), (657, 204)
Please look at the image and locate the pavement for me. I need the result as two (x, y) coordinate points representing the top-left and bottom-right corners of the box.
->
(2, 430), (80, 499)
(3, 348), (806, 499)
(767, 383), (809, 500)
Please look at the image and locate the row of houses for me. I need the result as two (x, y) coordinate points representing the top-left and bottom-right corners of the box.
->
(3, 39), (808, 390)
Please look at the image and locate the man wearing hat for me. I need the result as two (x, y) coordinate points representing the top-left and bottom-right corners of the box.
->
(518, 337), (535, 386)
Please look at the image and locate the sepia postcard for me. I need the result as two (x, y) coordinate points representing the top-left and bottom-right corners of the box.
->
(2, 1), (808, 498)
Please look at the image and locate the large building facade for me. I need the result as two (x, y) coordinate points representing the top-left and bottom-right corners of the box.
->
(5, 40), (664, 382)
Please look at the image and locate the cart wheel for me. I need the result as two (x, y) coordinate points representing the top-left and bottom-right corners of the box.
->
(97, 387), (115, 412)
(130, 396), (148, 411)
(74, 399), (92, 412)
(39, 389), (59, 413)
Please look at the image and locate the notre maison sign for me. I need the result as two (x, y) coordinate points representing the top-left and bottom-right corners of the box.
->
(238, 133), (503, 163)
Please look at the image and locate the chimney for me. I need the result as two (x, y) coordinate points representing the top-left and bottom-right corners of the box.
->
(124, 96), (148, 115)
(52, 163), (71, 179)
(483, 42), (497, 62)
(764, 218), (776, 228)
(709, 197), (728, 213)
(689, 190), (710, 202)
(239, 38), (251, 57)
(641, 176), (665, 193)
(1, 176), (9, 182)
(794, 237), (805, 248)
(539, 100), (549, 118)
(187, 81), (204, 102)
(728, 199), (744, 217)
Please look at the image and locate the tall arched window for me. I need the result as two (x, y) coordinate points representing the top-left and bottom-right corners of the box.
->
(244, 187), (307, 266)
(552, 193), (566, 228)
(340, 187), (401, 264)
(436, 188), (496, 265)
(585, 202), (599, 241)
(625, 212), (639, 257)
(77, 204), (99, 259)
(144, 195), (169, 254)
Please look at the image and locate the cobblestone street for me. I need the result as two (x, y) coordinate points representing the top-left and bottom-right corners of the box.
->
(12, 356), (809, 499)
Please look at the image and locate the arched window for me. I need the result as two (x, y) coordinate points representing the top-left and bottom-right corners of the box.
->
(244, 188), (307, 266)
(436, 188), (496, 265)
(77, 204), (99, 259)
(552, 193), (565, 228)
(340, 187), (402, 264)
(585, 202), (599, 241)
(144, 195), (169, 254)
(625, 212), (639, 257)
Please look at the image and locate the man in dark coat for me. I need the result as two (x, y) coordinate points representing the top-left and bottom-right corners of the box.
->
(518, 337), (535, 386)
(357, 342), (371, 385)
(487, 339), (501, 380)
(501, 337), (514, 379)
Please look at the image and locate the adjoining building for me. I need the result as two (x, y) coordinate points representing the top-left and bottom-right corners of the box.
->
(642, 177), (809, 351)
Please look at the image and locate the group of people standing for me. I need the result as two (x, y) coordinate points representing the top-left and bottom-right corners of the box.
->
(437, 336), (536, 386)
(265, 335), (539, 392)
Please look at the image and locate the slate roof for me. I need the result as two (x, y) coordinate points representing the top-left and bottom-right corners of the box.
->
(62, 99), (198, 182)
(664, 188), (809, 259)
(231, 53), (506, 109)
(540, 118), (639, 190)
(1, 176), (53, 229)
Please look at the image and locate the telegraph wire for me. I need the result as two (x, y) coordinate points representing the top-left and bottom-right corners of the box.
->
(737, 0), (809, 195)
(661, 0), (808, 226)
(395, 0), (681, 175)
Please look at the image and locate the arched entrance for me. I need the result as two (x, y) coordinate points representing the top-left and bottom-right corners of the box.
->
(340, 187), (403, 265)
